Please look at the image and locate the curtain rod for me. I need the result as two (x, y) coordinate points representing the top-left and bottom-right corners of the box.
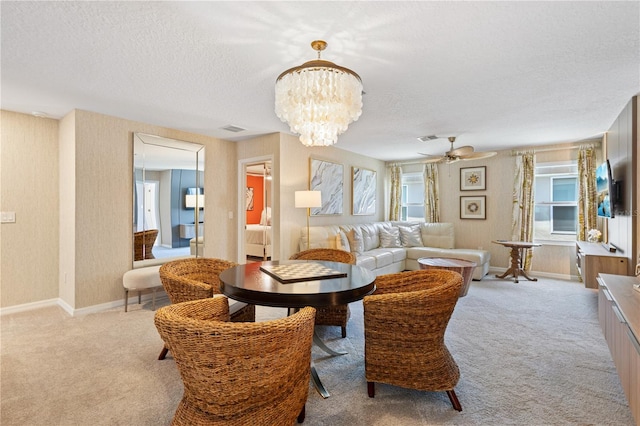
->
(387, 160), (431, 167)
(511, 143), (597, 156)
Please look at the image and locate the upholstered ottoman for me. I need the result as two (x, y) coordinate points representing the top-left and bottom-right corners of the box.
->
(122, 266), (163, 312)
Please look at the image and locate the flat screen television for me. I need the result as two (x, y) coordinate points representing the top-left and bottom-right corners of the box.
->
(596, 160), (614, 218)
(185, 187), (204, 210)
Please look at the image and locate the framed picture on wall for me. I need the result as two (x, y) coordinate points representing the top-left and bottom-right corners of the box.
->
(352, 167), (376, 215)
(460, 166), (486, 191)
(460, 196), (486, 219)
(246, 187), (254, 211)
(310, 157), (343, 215)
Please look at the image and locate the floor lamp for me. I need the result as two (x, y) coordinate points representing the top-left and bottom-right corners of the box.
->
(295, 190), (322, 250)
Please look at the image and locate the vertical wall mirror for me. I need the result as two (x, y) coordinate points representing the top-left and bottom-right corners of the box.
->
(133, 133), (205, 267)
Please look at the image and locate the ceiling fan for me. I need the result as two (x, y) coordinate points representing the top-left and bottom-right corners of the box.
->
(418, 136), (497, 163)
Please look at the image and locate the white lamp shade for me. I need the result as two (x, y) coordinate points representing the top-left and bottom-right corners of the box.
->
(185, 194), (205, 209)
(295, 190), (322, 208)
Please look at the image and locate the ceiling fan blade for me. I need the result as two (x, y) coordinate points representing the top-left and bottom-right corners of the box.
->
(448, 145), (475, 157)
(422, 156), (444, 163)
(460, 151), (498, 160)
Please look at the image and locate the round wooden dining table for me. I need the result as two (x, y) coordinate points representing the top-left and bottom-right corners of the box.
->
(219, 259), (376, 398)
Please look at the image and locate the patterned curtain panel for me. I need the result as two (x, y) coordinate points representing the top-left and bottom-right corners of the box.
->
(577, 147), (597, 241)
(511, 152), (536, 270)
(388, 164), (402, 221)
(423, 163), (440, 223)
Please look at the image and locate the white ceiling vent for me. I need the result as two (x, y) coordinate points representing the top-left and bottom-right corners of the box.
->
(417, 135), (438, 142)
(221, 125), (246, 133)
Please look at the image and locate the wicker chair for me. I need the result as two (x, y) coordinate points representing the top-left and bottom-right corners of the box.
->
(155, 296), (316, 425)
(133, 229), (158, 260)
(289, 248), (356, 338)
(157, 257), (256, 360)
(363, 269), (464, 411)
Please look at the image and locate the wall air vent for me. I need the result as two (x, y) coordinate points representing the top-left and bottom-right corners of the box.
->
(221, 125), (246, 133)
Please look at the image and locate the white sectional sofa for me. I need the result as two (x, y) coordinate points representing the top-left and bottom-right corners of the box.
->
(299, 221), (490, 280)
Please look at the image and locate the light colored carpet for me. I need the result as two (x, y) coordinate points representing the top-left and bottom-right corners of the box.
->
(1, 276), (635, 425)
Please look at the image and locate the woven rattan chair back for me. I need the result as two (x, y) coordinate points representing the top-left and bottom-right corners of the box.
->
(154, 297), (315, 425)
(157, 258), (255, 360)
(290, 248), (356, 265)
(289, 248), (356, 338)
(159, 257), (237, 304)
(363, 269), (464, 411)
(133, 229), (158, 260)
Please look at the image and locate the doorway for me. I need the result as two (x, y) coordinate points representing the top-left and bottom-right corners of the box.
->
(239, 157), (273, 262)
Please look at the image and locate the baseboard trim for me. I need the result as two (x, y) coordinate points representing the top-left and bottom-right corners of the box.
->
(488, 267), (578, 282)
(0, 298), (59, 316)
(0, 291), (168, 317)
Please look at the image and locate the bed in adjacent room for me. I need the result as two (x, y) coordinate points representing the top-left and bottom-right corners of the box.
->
(246, 208), (272, 259)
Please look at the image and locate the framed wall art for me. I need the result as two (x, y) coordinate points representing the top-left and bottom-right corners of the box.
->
(310, 157), (343, 215)
(246, 187), (254, 211)
(352, 167), (376, 215)
(460, 196), (486, 220)
(460, 166), (486, 191)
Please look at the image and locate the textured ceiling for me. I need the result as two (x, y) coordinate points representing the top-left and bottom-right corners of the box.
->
(2, 1), (638, 161)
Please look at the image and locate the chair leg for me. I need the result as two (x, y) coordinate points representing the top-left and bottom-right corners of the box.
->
(341, 325), (347, 338)
(124, 289), (129, 312)
(297, 405), (305, 423)
(158, 345), (169, 360)
(446, 389), (462, 411)
(138, 291), (142, 305)
(367, 382), (375, 398)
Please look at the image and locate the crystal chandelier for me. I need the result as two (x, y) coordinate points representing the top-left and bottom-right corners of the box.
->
(275, 40), (363, 147)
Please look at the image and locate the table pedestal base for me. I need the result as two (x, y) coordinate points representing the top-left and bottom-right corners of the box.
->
(496, 246), (537, 283)
(495, 268), (537, 283)
(310, 330), (347, 399)
(290, 307), (347, 398)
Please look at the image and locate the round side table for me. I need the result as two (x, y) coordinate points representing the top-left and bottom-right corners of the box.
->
(417, 257), (477, 297)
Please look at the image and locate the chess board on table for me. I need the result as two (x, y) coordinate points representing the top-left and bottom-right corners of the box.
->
(260, 262), (347, 284)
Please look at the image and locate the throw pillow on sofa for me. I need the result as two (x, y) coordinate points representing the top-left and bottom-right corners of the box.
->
(398, 225), (423, 247)
(380, 227), (402, 248)
(335, 231), (351, 252)
(346, 228), (364, 254)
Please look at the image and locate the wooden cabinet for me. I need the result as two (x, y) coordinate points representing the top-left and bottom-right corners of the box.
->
(576, 242), (628, 288)
(597, 273), (640, 425)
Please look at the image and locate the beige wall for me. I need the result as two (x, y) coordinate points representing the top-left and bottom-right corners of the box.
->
(59, 111), (76, 307)
(236, 133), (281, 260)
(70, 110), (237, 308)
(402, 141), (603, 278)
(1, 111), (59, 307)
(3, 97), (635, 310)
(2, 109), (236, 310)
(237, 132), (387, 261)
(278, 133), (387, 260)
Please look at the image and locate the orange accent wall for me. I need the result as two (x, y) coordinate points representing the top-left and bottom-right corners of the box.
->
(246, 175), (264, 224)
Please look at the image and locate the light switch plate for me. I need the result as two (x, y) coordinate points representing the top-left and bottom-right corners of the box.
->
(1, 211), (16, 223)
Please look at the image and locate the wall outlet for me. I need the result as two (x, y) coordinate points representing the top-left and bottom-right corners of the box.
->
(1, 211), (16, 223)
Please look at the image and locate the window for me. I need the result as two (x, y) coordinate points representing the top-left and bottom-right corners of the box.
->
(534, 162), (578, 242)
(401, 172), (424, 221)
